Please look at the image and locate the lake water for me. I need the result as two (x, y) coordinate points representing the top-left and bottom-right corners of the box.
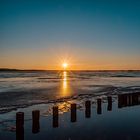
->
(0, 70), (140, 140)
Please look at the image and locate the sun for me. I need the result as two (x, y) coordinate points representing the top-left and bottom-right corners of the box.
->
(62, 63), (68, 69)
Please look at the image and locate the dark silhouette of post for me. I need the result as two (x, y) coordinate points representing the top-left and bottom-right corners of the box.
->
(118, 92), (140, 108)
(118, 95), (123, 108)
(97, 99), (102, 114)
(128, 94), (132, 106)
(118, 94), (127, 108)
(85, 100), (91, 118)
(132, 93), (138, 105)
(107, 96), (112, 111)
(16, 112), (24, 140)
(71, 103), (76, 122)
(53, 106), (59, 128)
(124, 94), (127, 106)
(32, 110), (40, 133)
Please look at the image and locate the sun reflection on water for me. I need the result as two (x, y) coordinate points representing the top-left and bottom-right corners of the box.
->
(60, 71), (71, 96)
(63, 71), (67, 90)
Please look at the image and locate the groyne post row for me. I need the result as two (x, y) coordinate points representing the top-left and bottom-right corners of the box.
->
(16, 97), (112, 131)
(15, 97), (104, 140)
(16, 92), (140, 140)
(118, 92), (140, 108)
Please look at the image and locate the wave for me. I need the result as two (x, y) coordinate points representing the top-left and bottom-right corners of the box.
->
(0, 85), (140, 114)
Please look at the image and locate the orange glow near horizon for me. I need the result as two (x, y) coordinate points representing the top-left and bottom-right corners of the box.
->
(0, 46), (140, 70)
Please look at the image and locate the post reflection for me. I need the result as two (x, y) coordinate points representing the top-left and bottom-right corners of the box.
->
(53, 106), (59, 128)
(16, 112), (24, 140)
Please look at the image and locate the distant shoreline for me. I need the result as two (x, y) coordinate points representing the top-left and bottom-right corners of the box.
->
(0, 68), (140, 72)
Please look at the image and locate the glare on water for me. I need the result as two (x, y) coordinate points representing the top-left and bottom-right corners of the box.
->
(60, 71), (71, 96)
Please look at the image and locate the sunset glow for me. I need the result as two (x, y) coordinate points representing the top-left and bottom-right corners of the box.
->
(62, 63), (68, 70)
(0, 0), (140, 70)
(0, 1), (140, 140)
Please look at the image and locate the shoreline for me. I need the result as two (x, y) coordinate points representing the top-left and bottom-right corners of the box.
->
(0, 90), (140, 114)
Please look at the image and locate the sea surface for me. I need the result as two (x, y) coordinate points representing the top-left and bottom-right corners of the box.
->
(0, 70), (140, 140)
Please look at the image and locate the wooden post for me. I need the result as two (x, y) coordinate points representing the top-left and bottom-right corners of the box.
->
(128, 94), (132, 106)
(16, 112), (24, 140)
(71, 103), (76, 122)
(53, 106), (58, 128)
(85, 100), (91, 118)
(32, 110), (40, 133)
(124, 94), (127, 107)
(132, 93), (138, 105)
(107, 96), (112, 111)
(97, 99), (102, 114)
(118, 95), (122, 108)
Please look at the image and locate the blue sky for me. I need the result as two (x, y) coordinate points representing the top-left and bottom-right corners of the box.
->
(0, 0), (140, 70)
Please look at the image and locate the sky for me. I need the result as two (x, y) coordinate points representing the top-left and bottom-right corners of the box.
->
(0, 0), (140, 70)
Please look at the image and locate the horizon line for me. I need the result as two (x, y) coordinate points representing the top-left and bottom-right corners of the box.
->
(0, 68), (140, 71)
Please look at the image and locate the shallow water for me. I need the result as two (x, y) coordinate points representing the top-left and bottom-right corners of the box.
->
(0, 71), (140, 113)
(0, 71), (140, 140)
(0, 93), (140, 140)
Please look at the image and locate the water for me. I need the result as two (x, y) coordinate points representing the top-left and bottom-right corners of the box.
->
(0, 70), (140, 113)
(0, 70), (140, 140)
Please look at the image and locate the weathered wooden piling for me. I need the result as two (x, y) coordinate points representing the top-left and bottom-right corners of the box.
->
(132, 93), (138, 105)
(118, 95), (122, 108)
(85, 100), (91, 118)
(118, 94), (132, 108)
(128, 94), (132, 106)
(16, 112), (24, 128)
(71, 103), (76, 122)
(32, 110), (40, 133)
(118, 93), (140, 108)
(53, 106), (59, 128)
(107, 96), (112, 111)
(97, 98), (102, 114)
(16, 112), (24, 140)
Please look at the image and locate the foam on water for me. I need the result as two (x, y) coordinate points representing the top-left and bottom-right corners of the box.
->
(0, 71), (140, 113)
